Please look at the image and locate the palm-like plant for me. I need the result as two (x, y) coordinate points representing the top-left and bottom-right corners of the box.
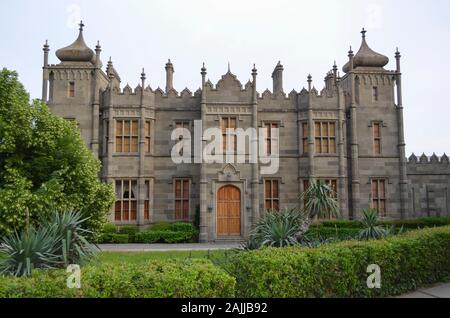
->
(358, 208), (390, 240)
(0, 226), (59, 277)
(42, 210), (98, 267)
(245, 208), (308, 249)
(300, 180), (340, 228)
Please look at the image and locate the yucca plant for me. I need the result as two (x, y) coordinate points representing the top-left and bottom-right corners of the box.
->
(300, 181), (341, 220)
(358, 208), (390, 241)
(42, 210), (98, 267)
(0, 226), (60, 277)
(246, 208), (308, 249)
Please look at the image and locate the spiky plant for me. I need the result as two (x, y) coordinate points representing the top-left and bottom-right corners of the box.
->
(0, 226), (59, 277)
(358, 208), (390, 241)
(246, 208), (308, 249)
(42, 210), (98, 267)
(300, 180), (341, 220)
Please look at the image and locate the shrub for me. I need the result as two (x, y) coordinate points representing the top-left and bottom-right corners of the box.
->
(245, 209), (307, 249)
(135, 230), (196, 244)
(320, 217), (450, 230)
(0, 226), (59, 277)
(228, 226), (450, 298)
(102, 223), (117, 234)
(98, 233), (129, 244)
(150, 222), (173, 232)
(135, 231), (161, 244)
(0, 259), (235, 298)
(119, 225), (139, 243)
(306, 226), (360, 241)
(358, 208), (393, 241)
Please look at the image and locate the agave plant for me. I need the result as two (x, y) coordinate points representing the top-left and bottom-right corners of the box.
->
(300, 180), (340, 221)
(41, 210), (98, 267)
(246, 208), (308, 249)
(0, 226), (60, 277)
(358, 208), (390, 241)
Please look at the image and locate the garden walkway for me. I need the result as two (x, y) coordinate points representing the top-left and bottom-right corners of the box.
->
(398, 282), (450, 298)
(97, 243), (241, 252)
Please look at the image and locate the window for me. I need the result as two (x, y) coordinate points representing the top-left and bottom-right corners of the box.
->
(175, 121), (190, 156)
(144, 180), (151, 221)
(145, 120), (151, 153)
(115, 180), (137, 222)
(221, 117), (237, 152)
(372, 179), (387, 217)
(116, 120), (139, 153)
(68, 82), (75, 97)
(302, 122), (309, 154)
(175, 179), (190, 220)
(373, 122), (382, 155)
(315, 122), (336, 154)
(372, 87), (379, 102)
(264, 122), (279, 155)
(265, 179), (280, 211)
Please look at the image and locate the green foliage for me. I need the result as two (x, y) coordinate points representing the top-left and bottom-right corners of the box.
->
(0, 69), (115, 237)
(358, 208), (390, 240)
(0, 211), (97, 276)
(0, 259), (236, 298)
(118, 225), (138, 243)
(0, 226), (59, 277)
(150, 222), (173, 231)
(245, 208), (307, 249)
(320, 217), (450, 230)
(300, 181), (340, 219)
(102, 223), (117, 234)
(135, 222), (198, 244)
(306, 226), (360, 241)
(98, 233), (129, 244)
(227, 226), (450, 298)
(45, 211), (98, 267)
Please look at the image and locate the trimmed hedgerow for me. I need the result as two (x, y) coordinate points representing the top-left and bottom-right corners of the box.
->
(98, 233), (129, 244)
(227, 226), (450, 298)
(0, 259), (235, 298)
(320, 217), (450, 230)
(135, 222), (198, 244)
(306, 226), (361, 240)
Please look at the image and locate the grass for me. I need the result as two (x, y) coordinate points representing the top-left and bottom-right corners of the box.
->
(94, 250), (230, 265)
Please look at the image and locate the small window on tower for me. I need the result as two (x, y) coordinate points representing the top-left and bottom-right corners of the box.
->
(372, 86), (378, 102)
(69, 82), (75, 98)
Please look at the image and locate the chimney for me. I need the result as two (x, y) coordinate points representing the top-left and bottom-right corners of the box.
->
(165, 59), (174, 93)
(272, 61), (284, 94)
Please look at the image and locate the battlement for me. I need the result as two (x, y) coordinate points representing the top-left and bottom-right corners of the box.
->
(408, 153), (450, 164)
(407, 153), (450, 176)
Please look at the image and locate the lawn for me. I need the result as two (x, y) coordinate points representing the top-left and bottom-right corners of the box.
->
(95, 250), (230, 265)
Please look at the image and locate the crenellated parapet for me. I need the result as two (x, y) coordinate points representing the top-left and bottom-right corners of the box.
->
(407, 153), (450, 175)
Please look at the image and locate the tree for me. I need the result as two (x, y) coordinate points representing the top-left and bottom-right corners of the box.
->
(300, 180), (340, 227)
(0, 68), (115, 237)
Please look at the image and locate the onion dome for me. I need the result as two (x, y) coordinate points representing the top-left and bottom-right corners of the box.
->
(56, 21), (94, 63)
(343, 29), (389, 73)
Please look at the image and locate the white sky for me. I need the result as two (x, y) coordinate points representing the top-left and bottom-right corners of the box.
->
(1, 0), (449, 156)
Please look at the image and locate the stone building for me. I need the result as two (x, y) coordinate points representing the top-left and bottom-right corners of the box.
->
(41, 22), (450, 242)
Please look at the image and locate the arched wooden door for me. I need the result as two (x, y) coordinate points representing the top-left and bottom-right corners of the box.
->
(217, 186), (241, 236)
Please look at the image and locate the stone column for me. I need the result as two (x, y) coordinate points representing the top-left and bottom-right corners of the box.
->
(395, 49), (408, 219)
(337, 76), (347, 218)
(138, 69), (147, 226)
(42, 40), (49, 102)
(307, 75), (315, 182)
(199, 63), (208, 242)
(165, 59), (174, 93)
(251, 65), (260, 227)
(91, 41), (101, 157)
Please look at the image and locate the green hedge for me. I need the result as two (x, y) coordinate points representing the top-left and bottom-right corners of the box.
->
(135, 222), (198, 244)
(135, 230), (196, 244)
(320, 217), (450, 230)
(0, 259), (235, 298)
(306, 226), (361, 240)
(98, 233), (129, 244)
(227, 226), (450, 298)
(119, 226), (139, 242)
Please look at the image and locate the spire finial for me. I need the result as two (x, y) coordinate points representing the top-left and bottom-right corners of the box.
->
(361, 27), (366, 38)
(79, 20), (85, 32)
(43, 40), (49, 52)
(252, 63), (257, 76)
(141, 68), (146, 81)
(201, 62), (207, 76)
(228, 62), (231, 73)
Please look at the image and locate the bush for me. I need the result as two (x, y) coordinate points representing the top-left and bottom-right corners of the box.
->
(98, 233), (129, 244)
(119, 226), (138, 243)
(102, 223), (117, 234)
(150, 222), (173, 232)
(228, 226), (450, 298)
(306, 226), (360, 241)
(135, 230), (196, 244)
(320, 217), (450, 230)
(0, 259), (236, 298)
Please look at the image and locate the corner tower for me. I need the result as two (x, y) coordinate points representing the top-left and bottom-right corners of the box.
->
(43, 21), (109, 157)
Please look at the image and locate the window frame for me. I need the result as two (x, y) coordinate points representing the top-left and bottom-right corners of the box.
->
(115, 119), (139, 154)
(373, 122), (382, 155)
(174, 178), (191, 221)
(68, 81), (75, 98)
(371, 178), (387, 217)
(114, 179), (138, 222)
(314, 121), (337, 155)
(221, 117), (237, 153)
(263, 122), (279, 156)
(264, 179), (280, 212)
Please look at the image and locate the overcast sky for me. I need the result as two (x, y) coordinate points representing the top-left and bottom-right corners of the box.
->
(1, 0), (449, 156)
